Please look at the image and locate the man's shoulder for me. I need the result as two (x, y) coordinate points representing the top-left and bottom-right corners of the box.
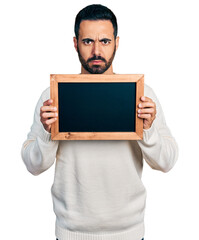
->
(144, 83), (155, 96)
(144, 82), (152, 90)
(143, 83), (160, 105)
(40, 87), (50, 102)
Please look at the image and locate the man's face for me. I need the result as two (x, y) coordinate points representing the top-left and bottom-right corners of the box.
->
(74, 20), (119, 74)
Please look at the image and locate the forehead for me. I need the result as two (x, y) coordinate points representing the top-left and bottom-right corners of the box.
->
(79, 20), (114, 38)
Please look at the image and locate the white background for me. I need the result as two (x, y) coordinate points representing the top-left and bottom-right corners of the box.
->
(0, 0), (198, 239)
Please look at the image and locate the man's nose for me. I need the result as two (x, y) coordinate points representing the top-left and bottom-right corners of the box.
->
(92, 41), (101, 56)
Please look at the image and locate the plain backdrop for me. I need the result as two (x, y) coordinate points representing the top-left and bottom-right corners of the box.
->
(0, 0), (198, 239)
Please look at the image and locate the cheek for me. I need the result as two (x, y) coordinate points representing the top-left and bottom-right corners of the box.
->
(104, 45), (115, 59)
(78, 45), (92, 59)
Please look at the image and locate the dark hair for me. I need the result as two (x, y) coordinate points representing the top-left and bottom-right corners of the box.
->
(74, 4), (118, 40)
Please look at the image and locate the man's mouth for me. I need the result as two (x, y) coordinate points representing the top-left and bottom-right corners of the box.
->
(91, 60), (103, 64)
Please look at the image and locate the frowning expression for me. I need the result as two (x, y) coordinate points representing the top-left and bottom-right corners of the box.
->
(74, 20), (119, 74)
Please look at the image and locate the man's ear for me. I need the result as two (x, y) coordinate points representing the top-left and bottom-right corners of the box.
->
(116, 36), (119, 51)
(73, 37), (78, 52)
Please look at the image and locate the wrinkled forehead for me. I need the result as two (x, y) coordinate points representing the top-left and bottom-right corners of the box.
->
(78, 20), (114, 39)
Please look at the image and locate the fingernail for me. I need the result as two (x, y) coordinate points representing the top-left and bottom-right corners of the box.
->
(141, 96), (145, 101)
(139, 103), (142, 108)
(54, 107), (57, 111)
(138, 109), (141, 113)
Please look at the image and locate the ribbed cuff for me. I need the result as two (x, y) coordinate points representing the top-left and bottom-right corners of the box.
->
(143, 123), (156, 142)
(38, 125), (52, 143)
(55, 223), (144, 240)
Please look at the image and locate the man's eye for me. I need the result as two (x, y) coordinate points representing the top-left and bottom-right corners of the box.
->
(102, 40), (110, 45)
(83, 40), (92, 45)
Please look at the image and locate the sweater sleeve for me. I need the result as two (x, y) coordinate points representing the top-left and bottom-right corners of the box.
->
(137, 85), (179, 173)
(21, 88), (59, 176)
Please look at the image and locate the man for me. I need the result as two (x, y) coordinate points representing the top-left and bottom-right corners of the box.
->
(21, 4), (178, 240)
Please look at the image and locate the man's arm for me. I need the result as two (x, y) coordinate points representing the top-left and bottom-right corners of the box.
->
(137, 84), (178, 173)
(21, 88), (59, 175)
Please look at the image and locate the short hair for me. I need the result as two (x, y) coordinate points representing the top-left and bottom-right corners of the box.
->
(74, 4), (118, 40)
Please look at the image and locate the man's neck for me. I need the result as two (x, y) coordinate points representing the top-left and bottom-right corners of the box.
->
(81, 65), (114, 74)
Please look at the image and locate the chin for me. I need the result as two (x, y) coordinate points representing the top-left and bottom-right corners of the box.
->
(86, 66), (104, 74)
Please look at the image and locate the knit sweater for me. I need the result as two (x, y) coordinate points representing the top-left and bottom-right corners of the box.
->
(21, 83), (178, 240)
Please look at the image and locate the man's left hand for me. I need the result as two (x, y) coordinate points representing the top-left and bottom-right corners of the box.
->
(138, 96), (156, 130)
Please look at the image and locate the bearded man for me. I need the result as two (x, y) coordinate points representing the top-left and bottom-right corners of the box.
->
(21, 4), (178, 240)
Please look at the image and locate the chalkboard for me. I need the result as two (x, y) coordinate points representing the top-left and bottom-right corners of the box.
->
(50, 74), (144, 140)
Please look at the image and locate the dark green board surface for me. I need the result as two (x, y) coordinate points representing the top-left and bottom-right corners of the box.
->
(58, 82), (136, 132)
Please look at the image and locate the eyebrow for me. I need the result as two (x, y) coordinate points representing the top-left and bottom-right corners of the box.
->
(82, 38), (94, 42)
(82, 38), (112, 42)
(100, 38), (112, 42)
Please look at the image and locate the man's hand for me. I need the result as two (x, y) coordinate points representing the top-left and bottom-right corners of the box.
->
(40, 99), (58, 133)
(137, 96), (156, 130)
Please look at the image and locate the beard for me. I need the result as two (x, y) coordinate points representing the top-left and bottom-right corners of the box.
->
(77, 45), (116, 74)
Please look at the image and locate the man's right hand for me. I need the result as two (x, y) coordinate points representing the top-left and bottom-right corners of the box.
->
(40, 99), (58, 133)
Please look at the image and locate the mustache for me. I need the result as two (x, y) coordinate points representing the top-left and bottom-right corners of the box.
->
(87, 55), (106, 63)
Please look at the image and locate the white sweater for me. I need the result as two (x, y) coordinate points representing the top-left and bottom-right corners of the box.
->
(21, 84), (178, 240)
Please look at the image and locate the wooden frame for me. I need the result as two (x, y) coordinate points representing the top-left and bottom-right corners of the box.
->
(50, 74), (144, 140)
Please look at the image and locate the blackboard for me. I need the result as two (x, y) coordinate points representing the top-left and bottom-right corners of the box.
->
(50, 74), (144, 140)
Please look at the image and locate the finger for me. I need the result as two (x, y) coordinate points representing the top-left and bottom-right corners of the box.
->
(40, 106), (57, 113)
(41, 112), (58, 119)
(140, 96), (153, 102)
(138, 113), (152, 119)
(43, 117), (58, 126)
(138, 108), (155, 114)
(138, 102), (155, 109)
(43, 99), (53, 106)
